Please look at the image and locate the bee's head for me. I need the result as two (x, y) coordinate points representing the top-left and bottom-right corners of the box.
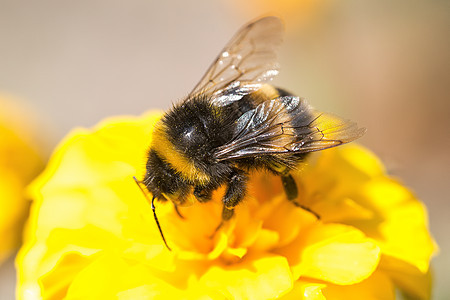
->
(144, 149), (193, 206)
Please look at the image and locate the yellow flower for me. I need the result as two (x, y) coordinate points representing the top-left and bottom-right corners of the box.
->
(16, 112), (437, 299)
(0, 95), (45, 265)
(230, 0), (332, 31)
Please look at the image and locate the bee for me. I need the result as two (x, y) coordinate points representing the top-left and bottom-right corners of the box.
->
(135, 16), (365, 250)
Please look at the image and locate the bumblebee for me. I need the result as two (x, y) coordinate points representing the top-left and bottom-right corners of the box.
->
(137, 16), (365, 250)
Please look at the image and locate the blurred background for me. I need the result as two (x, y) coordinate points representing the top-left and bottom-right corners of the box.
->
(0, 0), (448, 298)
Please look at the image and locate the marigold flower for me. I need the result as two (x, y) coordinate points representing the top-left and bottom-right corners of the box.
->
(0, 95), (45, 265)
(16, 112), (437, 299)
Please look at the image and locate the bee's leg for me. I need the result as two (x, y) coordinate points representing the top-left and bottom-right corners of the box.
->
(281, 173), (298, 200)
(223, 170), (248, 218)
(193, 184), (215, 203)
(210, 206), (232, 237)
(173, 204), (185, 219)
(212, 169), (248, 236)
(281, 173), (321, 219)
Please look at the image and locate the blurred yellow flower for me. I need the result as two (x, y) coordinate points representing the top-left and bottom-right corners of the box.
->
(16, 112), (437, 299)
(0, 95), (45, 265)
(230, 0), (333, 31)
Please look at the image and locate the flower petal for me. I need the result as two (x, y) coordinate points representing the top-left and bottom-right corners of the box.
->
(380, 255), (432, 300)
(279, 280), (326, 300)
(323, 269), (395, 300)
(0, 173), (27, 263)
(64, 252), (208, 300)
(40, 252), (94, 300)
(64, 252), (135, 299)
(278, 223), (380, 285)
(0, 95), (45, 264)
(351, 178), (438, 274)
(199, 254), (293, 300)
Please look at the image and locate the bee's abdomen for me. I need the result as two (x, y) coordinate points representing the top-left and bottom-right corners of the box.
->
(225, 84), (282, 116)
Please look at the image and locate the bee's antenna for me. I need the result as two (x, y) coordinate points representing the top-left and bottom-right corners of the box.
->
(133, 176), (172, 251)
(150, 195), (172, 251)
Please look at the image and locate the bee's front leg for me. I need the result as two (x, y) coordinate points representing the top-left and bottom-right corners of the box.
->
(212, 169), (248, 236)
(222, 169), (248, 218)
(193, 184), (216, 203)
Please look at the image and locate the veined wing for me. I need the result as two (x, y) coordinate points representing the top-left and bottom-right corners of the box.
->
(214, 96), (365, 160)
(189, 16), (284, 105)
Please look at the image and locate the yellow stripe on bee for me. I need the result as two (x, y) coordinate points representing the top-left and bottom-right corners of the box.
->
(252, 84), (280, 103)
(151, 120), (210, 184)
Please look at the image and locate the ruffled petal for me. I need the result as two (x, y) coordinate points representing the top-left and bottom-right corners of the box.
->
(199, 254), (293, 300)
(279, 280), (326, 300)
(278, 223), (380, 285)
(323, 269), (395, 300)
(352, 178), (437, 273)
(380, 255), (433, 300)
(64, 252), (183, 300)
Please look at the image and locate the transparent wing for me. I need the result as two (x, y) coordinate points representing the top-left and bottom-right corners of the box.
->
(209, 81), (262, 107)
(214, 96), (366, 160)
(189, 16), (284, 101)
